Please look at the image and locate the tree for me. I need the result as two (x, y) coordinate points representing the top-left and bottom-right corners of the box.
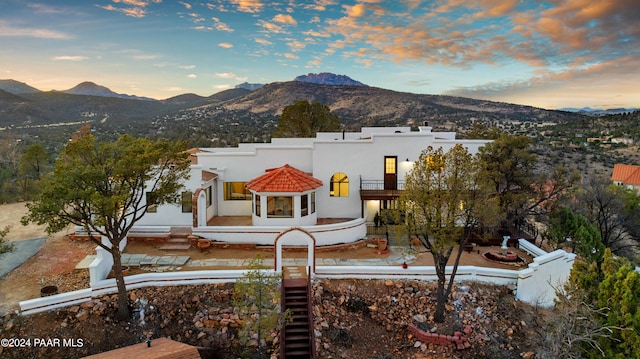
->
(567, 249), (640, 358)
(399, 144), (495, 322)
(17, 143), (49, 200)
(576, 176), (640, 257)
(0, 132), (23, 202)
(22, 134), (190, 319)
(478, 133), (579, 233)
(273, 100), (340, 138)
(0, 225), (14, 255)
(232, 256), (289, 358)
(464, 123), (502, 140)
(545, 206), (605, 264)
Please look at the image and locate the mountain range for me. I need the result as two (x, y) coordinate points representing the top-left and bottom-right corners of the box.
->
(0, 73), (589, 132)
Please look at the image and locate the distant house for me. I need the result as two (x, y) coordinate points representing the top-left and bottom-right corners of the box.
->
(611, 164), (640, 193)
(610, 137), (634, 145)
(131, 126), (491, 246)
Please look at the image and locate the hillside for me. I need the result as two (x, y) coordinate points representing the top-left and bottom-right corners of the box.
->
(219, 81), (584, 126)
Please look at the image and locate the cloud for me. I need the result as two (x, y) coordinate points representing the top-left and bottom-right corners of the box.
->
(255, 38), (273, 45)
(133, 54), (158, 60)
(287, 40), (307, 52)
(230, 0), (263, 13)
(0, 21), (71, 39)
(179, 1), (192, 9)
(187, 74), (197, 78)
(346, 3), (366, 17)
(52, 56), (88, 61)
(99, 0), (163, 18)
(284, 53), (299, 59)
(216, 72), (236, 78)
(28, 4), (65, 14)
(218, 42), (234, 48)
(303, 29), (330, 37)
(214, 84), (231, 89)
(305, 0), (337, 11)
(259, 20), (285, 34)
(179, 65), (196, 69)
(212, 17), (234, 32)
(273, 14), (297, 25)
(444, 56), (640, 109)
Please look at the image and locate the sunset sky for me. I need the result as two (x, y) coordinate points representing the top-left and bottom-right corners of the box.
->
(1, 0), (638, 109)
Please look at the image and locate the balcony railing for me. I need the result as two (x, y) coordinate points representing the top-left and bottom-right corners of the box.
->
(359, 179), (406, 191)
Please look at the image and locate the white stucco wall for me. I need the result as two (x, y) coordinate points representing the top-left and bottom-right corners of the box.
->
(135, 165), (202, 226)
(515, 250), (576, 307)
(132, 126), (490, 228)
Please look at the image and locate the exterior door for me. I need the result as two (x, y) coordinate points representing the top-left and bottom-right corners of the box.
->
(384, 156), (397, 190)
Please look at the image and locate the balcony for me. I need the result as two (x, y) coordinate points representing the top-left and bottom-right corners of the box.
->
(359, 178), (405, 200)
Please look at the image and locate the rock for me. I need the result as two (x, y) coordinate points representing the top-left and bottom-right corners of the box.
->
(76, 311), (89, 321)
(413, 314), (427, 323)
(414, 341), (422, 348)
(68, 305), (80, 313)
(522, 351), (535, 359)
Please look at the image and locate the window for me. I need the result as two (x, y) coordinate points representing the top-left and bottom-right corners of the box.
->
(301, 194), (309, 216)
(267, 196), (293, 218)
(223, 182), (251, 200)
(385, 157), (397, 174)
(330, 172), (349, 197)
(181, 192), (193, 213)
(146, 192), (157, 213)
(254, 194), (261, 216)
(311, 192), (316, 214)
(205, 186), (212, 207)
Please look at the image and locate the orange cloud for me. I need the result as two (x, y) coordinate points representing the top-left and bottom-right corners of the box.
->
(273, 14), (297, 25)
(230, 0), (263, 13)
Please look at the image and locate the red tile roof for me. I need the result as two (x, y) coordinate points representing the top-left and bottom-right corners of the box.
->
(611, 164), (640, 185)
(245, 164), (323, 193)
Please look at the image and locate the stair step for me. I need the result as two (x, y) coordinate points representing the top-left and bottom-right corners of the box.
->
(284, 350), (310, 357)
(285, 335), (310, 341)
(284, 295), (308, 302)
(288, 307), (308, 312)
(285, 288), (307, 293)
(157, 244), (191, 250)
(166, 237), (190, 243)
(285, 327), (310, 334)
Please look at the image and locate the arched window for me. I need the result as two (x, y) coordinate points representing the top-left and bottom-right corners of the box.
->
(330, 172), (349, 197)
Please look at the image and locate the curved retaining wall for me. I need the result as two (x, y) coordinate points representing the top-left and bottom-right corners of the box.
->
(192, 218), (367, 246)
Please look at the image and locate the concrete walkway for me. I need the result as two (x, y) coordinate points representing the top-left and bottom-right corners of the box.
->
(0, 237), (46, 279)
(106, 246), (416, 271)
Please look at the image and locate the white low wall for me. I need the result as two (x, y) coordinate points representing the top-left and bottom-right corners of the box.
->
(315, 265), (519, 286)
(88, 237), (128, 286)
(19, 289), (94, 316)
(515, 249), (576, 307)
(20, 270), (248, 315)
(193, 218), (367, 246)
(89, 270), (248, 298)
(19, 248), (576, 315)
(518, 238), (548, 257)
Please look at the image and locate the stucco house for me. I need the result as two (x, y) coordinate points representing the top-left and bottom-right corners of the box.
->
(132, 126), (491, 246)
(611, 163), (640, 193)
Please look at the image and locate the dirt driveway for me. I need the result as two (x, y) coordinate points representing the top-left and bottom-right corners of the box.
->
(0, 203), (92, 315)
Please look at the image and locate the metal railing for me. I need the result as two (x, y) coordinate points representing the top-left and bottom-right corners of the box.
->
(359, 179), (406, 191)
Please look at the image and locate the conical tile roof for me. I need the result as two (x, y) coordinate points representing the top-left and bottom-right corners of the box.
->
(245, 164), (323, 193)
